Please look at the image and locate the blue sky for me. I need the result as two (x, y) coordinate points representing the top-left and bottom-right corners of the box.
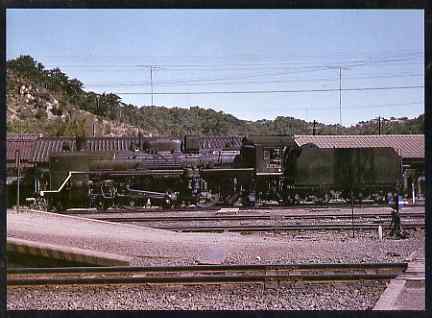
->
(7, 9), (424, 126)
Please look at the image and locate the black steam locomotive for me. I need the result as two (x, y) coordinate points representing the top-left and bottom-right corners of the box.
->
(34, 135), (401, 211)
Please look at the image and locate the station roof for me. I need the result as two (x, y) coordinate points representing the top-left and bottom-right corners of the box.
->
(294, 135), (424, 159)
(85, 137), (139, 152)
(6, 134), (39, 162)
(243, 135), (296, 147)
(28, 136), (178, 163)
(198, 136), (242, 150)
(31, 137), (75, 163)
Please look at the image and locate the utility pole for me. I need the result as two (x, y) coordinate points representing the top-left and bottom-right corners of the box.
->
(339, 67), (342, 129)
(326, 65), (349, 134)
(378, 116), (381, 135)
(313, 120), (317, 136)
(147, 65), (160, 106)
(150, 66), (154, 106)
(94, 95), (100, 137)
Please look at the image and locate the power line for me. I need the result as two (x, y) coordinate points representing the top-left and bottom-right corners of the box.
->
(113, 85), (423, 95)
(257, 101), (423, 113)
(38, 50), (422, 60)
(83, 73), (423, 88)
(43, 55), (422, 71)
(58, 60), (422, 73)
(296, 101), (423, 112)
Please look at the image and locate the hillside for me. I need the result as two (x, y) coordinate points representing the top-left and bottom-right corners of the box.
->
(6, 55), (424, 137)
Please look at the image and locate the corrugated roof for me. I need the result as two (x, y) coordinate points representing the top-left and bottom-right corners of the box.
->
(7, 134), (39, 162)
(294, 135), (424, 159)
(30, 136), (177, 163)
(85, 137), (137, 152)
(199, 136), (243, 150)
(31, 137), (76, 163)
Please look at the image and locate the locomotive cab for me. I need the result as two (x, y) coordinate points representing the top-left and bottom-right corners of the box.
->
(241, 136), (295, 174)
(240, 136), (295, 205)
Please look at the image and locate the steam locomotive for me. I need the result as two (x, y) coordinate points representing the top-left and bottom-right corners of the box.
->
(34, 135), (401, 211)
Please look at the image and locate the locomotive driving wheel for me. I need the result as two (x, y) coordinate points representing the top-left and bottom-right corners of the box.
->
(128, 199), (136, 208)
(195, 191), (219, 208)
(196, 197), (218, 208)
(95, 198), (105, 211)
(35, 197), (48, 211)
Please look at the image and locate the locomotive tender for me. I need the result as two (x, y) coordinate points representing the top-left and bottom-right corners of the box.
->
(35, 135), (402, 211)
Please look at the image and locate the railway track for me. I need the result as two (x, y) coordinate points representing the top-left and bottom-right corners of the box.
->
(90, 212), (424, 223)
(63, 203), (404, 215)
(155, 222), (425, 233)
(7, 262), (407, 286)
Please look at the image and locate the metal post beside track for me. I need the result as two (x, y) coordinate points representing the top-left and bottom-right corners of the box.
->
(16, 149), (20, 214)
(351, 190), (354, 238)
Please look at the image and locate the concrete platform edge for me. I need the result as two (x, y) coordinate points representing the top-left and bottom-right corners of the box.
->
(373, 279), (406, 310)
(7, 237), (131, 266)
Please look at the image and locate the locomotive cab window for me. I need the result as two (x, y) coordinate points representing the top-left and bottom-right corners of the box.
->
(264, 147), (282, 168)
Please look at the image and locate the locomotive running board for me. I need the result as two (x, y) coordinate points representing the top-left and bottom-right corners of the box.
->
(201, 168), (255, 173)
(89, 170), (185, 176)
(256, 172), (284, 176)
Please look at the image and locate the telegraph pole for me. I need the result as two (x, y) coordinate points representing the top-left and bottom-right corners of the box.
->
(147, 65), (160, 106)
(378, 116), (381, 135)
(93, 95), (100, 137)
(150, 66), (154, 106)
(339, 67), (342, 128)
(326, 65), (349, 134)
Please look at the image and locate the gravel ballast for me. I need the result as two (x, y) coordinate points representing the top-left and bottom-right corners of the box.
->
(7, 209), (423, 310)
(7, 209), (424, 266)
(7, 280), (388, 310)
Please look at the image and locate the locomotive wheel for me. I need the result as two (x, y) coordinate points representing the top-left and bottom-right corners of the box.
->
(129, 199), (136, 208)
(102, 199), (111, 211)
(196, 197), (217, 208)
(36, 197), (48, 211)
(46, 198), (54, 212)
(54, 201), (64, 212)
(96, 199), (105, 211)
(162, 198), (173, 209)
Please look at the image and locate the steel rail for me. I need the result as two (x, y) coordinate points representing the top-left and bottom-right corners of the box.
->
(155, 223), (425, 233)
(64, 203), (424, 215)
(90, 212), (424, 223)
(7, 262), (407, 286)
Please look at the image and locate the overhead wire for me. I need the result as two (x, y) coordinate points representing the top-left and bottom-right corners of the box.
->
(112, 85), (423, 95)
(83, 73), (423, 88)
